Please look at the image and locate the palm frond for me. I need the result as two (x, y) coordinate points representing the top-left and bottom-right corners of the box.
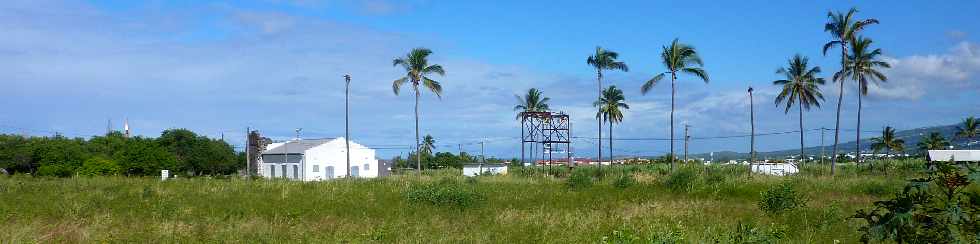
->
(392, 77), (409, 95)
(422, 77), (443, 98)
(423, 65), (445, 76)
(641, 73), (665, 94)
(682, 67), (709, 83)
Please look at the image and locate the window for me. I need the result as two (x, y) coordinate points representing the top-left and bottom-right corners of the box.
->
(364, 163), (370, 171)
(293, 165), (299, 179)
(281, 165), (287, 178)
(351, 166), (359, 177)
(312, 165), (319, 173)
(325, 166), (334, 179)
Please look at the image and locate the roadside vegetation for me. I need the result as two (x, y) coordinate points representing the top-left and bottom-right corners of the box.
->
(5, 159), (977, 243)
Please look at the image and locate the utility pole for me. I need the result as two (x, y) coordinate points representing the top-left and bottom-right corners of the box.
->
(748, 87), (756, 169)
(684, 124), (690, 163)
(458, 143), (462, 156)
(344, 74), (351, 178)
(820, 127), (826, 165)
(295, 128), (302, 140)
(479, 139), (485, 175)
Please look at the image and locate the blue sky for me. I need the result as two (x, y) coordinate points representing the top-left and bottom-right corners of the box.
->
(2, 0), (979, 159)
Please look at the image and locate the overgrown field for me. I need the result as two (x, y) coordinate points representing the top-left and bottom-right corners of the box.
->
(0, 160), (958, 243)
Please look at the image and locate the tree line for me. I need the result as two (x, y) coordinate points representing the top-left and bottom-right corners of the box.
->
(389, 134), (511, 170)
(0, 129), (241, 177)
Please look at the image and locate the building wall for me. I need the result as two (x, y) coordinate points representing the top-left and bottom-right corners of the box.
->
(302, 138), (380, 181)
(259, 162), (302, 179)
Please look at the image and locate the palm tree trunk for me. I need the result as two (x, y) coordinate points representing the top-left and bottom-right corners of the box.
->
(597, 70), (603, 170)
(670, 73), (676, 171)
(831, 46), (847, 176)
(799, 100), (805, 165)
(609, 121), (613, 166)
(415, 87), (421, 174)
(856, 86), (863, 165)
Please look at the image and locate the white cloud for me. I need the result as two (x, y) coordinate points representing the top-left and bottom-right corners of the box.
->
(869, 41), (980, 100)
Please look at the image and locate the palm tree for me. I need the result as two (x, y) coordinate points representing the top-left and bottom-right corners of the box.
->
(392, 47), (445, 173)
(773, 54), (825, 165)
(956, 117), (979, 146)
(870, 126), (904, 156)
(823, 7), (878, 175)
(587, 47), (628, 166)
(918, 133), (950, 158)
(420, 134), (436, 156)
(835, 36), (890, 164)
(640, 38), (709, 171)
(513, 88), (551, 120)
(594, 86), (629, 165)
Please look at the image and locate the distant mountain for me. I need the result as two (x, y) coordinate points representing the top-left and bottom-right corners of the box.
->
(689, 121), (979, 161)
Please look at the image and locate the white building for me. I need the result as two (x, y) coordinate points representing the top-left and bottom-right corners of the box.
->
(928, 150), (980, 162)
(751, 163), (799, 176)
(462, 163), (508, 176)
(258, 138), (383, 181)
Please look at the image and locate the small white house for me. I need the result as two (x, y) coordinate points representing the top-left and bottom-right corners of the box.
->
(258, 138), (382, 181)
(463, 163), (507, 177)
(751, 163), (799, 176)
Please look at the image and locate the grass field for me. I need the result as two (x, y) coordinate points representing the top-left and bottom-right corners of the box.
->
(0, 160), (943, 243)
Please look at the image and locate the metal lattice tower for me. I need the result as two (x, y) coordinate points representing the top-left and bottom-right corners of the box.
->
(520, 111), (572, 167)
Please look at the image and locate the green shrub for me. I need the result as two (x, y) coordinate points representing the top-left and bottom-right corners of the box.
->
(77, 157), (122, 176)
(758, 181), (808, 215)
(853, 161), (980, 243)
(36, 164), (73, 177)
(613, 174), (635, 189)
(663, 168), (696, 192)
(566, 168), (594, 189)
(404, 179), (484, 208)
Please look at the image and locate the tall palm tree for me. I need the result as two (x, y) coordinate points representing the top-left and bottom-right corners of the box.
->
(594, 86), (629, 165)
(835, 36), (890, 164)
(773, 54), (825, 165)
(640, 38), (709, 171)
(918, 132), (950, 155)
(823, 7), (878, 175)
(513, 88), (551, 120)
(587, 47), (628, 166)
(392, 47), (445, 173)
(420, 134), (436, 156)
(870, 126), (904, 156)
(956, 117), (979, 145)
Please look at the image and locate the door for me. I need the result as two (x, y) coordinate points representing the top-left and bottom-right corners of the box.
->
(325, 166), (334, 179)
(350, 166), (359, 177)
(281, 165), (287, 179)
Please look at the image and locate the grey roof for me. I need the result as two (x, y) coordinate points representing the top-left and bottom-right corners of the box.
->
(262, 139), (335, 155)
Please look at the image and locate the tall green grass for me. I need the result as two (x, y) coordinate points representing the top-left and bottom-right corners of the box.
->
(0, 159), (943, 243)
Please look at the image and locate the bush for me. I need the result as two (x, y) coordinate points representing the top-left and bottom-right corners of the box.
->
(663, 168), (696, 192)
(77, 157), (122, 176)
(853, 161), (980, 243)
(404, 178), (484, 208)
(36, 164), (73, 177)
(613, 174), (635, 189)
(758, 181), (808, 215)
(566, 168), (593, 189)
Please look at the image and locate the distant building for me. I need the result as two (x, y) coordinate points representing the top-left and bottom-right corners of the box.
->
(462, 163), (508, 176)
(258, 138), (383, 181)
(752, 163), (799, 176)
